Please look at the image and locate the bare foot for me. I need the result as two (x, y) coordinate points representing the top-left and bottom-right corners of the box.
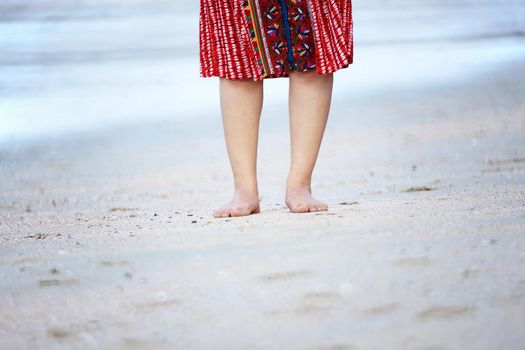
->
(285, 184), (328, 213)
(213, 189), (261, 218)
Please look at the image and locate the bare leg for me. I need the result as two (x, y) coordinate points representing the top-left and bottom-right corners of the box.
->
(286, 70), (333, 213)
(213, 78), (263, 218)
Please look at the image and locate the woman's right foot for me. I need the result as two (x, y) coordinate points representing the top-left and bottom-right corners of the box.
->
(213, 189), (261, 218)
(285, 183), (328, 213)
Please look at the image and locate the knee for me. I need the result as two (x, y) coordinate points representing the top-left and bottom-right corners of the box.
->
(290, 70), (333, 84)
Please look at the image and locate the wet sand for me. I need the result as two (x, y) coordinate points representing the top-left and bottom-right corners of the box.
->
(1, 1), (525, 349)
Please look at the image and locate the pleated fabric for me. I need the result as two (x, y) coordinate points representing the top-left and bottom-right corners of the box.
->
(199, 0), (353, 81)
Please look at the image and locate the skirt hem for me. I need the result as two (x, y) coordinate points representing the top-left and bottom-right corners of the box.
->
(200, 56), (353, 81)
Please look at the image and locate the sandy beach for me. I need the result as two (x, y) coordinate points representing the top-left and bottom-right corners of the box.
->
(1, 1), (525, 349)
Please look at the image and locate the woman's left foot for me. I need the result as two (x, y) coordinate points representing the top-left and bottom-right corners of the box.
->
(285, 184), (328, 213)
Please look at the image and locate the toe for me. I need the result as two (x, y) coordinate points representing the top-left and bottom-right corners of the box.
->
(314, 203), (328, 211)
(230, 206), (253, 217)
(312, 205), (325, 212)
(291, 203), (309, 213)
(213, 209), (230, 218)
(311, 199), (328, 211)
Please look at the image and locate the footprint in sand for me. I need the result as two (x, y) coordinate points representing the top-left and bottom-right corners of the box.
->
(416, 306), (476, 320)
(24, 233), (62, 240)
(257, 270), (314, 282)
(293, 303), (332, 315)
(120, 337), (171, 350)
(134, 298), (181, 310)
(302, 291), (342, 301)
(271, 291), (345, 317)
(39, 279), (79, 287)
(99, 260), (130, 267)
(271, 302), (332, 317)
(487, 157), (525, 166)
(402, 186), (435, 193)
(361, 303), (400, 316)
(108, 207), (139, 212)
(47, 327), (76, 339)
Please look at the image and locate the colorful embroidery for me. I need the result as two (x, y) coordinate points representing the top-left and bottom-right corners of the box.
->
(242, 0), (270, 77)
(242, 0), (317, 78)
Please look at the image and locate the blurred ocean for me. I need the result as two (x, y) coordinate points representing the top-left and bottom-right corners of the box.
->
(0, 0), (524, 142)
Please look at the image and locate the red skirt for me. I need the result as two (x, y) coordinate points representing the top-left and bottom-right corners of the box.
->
(199, 0), (353, 81)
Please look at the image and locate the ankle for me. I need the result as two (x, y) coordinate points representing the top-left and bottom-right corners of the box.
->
(233, 184), (259, 198)
(286, 177), (312, 192)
